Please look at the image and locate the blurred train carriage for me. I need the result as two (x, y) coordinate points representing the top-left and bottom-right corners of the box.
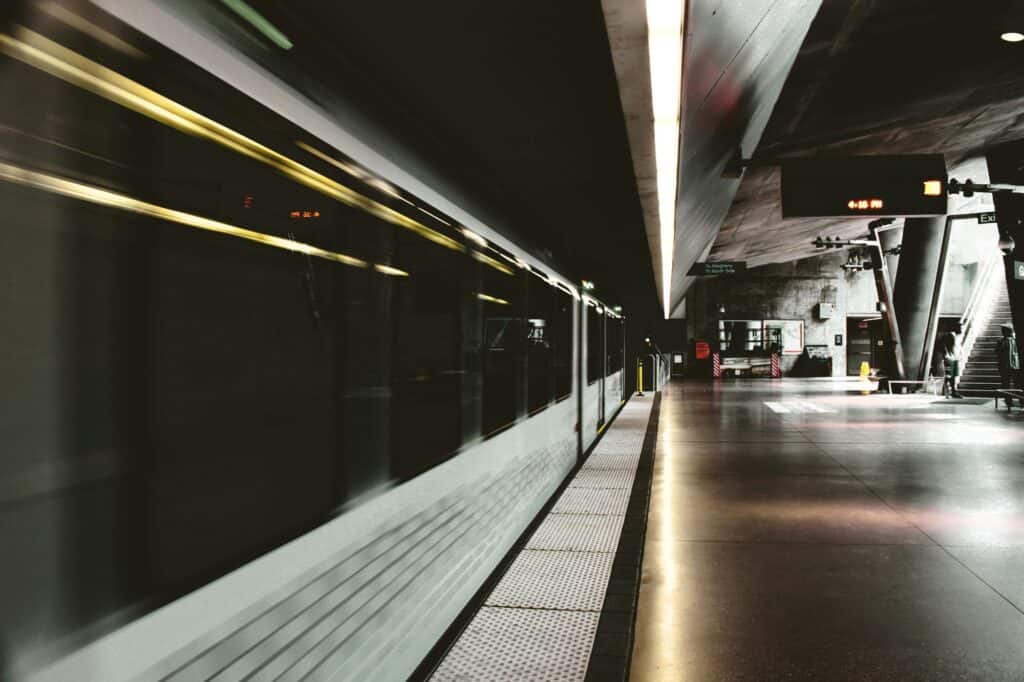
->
(0, 1), (628, 679)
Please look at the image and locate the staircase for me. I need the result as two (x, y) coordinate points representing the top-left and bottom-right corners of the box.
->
(960, 280), (1013, 396)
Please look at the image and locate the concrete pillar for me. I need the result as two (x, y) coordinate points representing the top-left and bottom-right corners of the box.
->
(986, 144), (1024, 343)
(878, 226), (904, 284)
(892, 217), (947, 378)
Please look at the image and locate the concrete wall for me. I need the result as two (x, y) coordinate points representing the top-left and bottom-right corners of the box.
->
(687, 250), (976, 377)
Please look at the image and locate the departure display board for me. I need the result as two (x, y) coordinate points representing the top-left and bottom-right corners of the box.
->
(781, 155), (948, 218)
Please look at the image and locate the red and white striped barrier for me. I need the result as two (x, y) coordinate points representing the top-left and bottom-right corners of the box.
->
(712, 352), (722, 379)
(770, 353), (781, 378)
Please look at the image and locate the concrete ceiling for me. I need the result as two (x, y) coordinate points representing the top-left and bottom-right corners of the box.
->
(709, 0), (1024, 270)
(667, 0), (821, 316)
(602, 0), (662, 301)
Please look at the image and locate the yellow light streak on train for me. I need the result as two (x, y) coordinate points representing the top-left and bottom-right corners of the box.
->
(0, 28), (463, 252)
(0, 160), (378, 269)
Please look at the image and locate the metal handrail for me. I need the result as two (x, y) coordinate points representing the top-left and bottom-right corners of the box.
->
(959, 250), (1002, 365)
(961, 251), (1000, 328)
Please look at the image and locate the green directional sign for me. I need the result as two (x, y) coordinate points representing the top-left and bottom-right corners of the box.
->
(1015, 260), (1024, 281)
(688, 261), (746, 276)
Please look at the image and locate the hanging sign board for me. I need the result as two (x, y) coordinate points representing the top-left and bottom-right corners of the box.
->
(978, 212), (997, 224)
(1015, 261), (1024, 281)
(781, 155), (948, 218)
(688, 261), (747, 276)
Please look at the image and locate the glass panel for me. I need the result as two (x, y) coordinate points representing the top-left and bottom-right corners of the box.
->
(606, 316), (623, 375)
(390, 228), (464, 479)
(587, 303), (604, 383)
(526, 273), (555, 413)
(480, 265), (524, 434)
(554, 287), (574, 400)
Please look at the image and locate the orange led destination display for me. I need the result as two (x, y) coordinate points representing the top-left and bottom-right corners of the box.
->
(781, 155), (947, 218)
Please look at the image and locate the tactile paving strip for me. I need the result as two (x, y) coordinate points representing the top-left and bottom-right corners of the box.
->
(526, 513), (626, 552)
(551, 487), (631, 515)
(568, 467), (636, 490)
(431, 397), (654, 681)
(431, 607), (600, 682)
(582, 452), (642, 471)
(485, 550), (614, 611)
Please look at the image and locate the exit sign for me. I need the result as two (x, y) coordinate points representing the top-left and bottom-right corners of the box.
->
(1016, 261), (1024, 281)
(781, 155), (948, 218)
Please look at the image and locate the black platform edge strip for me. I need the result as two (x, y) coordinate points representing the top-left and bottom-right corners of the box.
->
(411, 396), (634, 681)
(584, 391), (661, 682)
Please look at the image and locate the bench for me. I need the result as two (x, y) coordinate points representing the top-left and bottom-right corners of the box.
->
(995, 389), (1024, 412)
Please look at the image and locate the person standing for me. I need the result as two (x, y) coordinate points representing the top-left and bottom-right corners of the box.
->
(939, 323), (963, 399)
(996, 324), (1020, 408)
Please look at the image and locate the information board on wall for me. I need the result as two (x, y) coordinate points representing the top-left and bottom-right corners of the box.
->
(781, 155), (948, 218)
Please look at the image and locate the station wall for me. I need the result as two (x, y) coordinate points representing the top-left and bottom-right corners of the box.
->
(686, 250), (977, 377)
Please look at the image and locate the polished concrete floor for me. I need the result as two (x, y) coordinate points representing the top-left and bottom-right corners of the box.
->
(631, 379), (1024, 681)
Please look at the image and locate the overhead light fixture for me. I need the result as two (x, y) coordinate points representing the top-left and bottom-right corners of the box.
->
(1000, 3), (1024, 42)
(582, 280), (596, 291)
(647, 0), (684, 318)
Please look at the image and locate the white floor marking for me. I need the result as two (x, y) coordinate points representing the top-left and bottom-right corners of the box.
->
(765, 401), (837, 414)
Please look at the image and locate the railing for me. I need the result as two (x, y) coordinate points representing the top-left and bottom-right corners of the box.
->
(959, 249), (1003, 366)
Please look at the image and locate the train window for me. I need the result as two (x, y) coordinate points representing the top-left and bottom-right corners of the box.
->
(606, 316), (623, 375)
(553, 287), (574, 401)
(390, 227), (465, 479)
(587, 303), (604, 384)
(480, 262), (524, 435)
(526, 273), (555, 413)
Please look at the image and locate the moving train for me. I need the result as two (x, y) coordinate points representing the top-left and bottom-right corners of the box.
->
(0, 2), (628, 679)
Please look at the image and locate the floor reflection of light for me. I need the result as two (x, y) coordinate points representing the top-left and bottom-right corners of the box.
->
(733, 500), (912, 527)
(654, 435), (680, 672)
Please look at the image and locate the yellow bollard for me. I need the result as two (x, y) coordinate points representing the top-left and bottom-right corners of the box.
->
(637, 359), (644, 395)
(859, 361), (871, 379)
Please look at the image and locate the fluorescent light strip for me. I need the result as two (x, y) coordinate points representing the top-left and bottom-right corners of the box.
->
(0, 160), (382, 268)
(646, 0), (683, 317)
(0, 29), (463, 252)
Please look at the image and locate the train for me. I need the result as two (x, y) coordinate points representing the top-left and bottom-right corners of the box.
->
(0, 2), (629, 679)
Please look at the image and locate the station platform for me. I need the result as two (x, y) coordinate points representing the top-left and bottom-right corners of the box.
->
(429, 395), (658, 681)
(429, 379), (1024, 680)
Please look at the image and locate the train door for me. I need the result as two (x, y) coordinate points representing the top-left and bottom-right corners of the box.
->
(581, 298), (605, 448)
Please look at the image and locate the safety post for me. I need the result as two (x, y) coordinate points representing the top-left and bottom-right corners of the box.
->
(770, 353), (781, 378)
(712, 352), (722, 379)
(637, 357), (644, 396)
